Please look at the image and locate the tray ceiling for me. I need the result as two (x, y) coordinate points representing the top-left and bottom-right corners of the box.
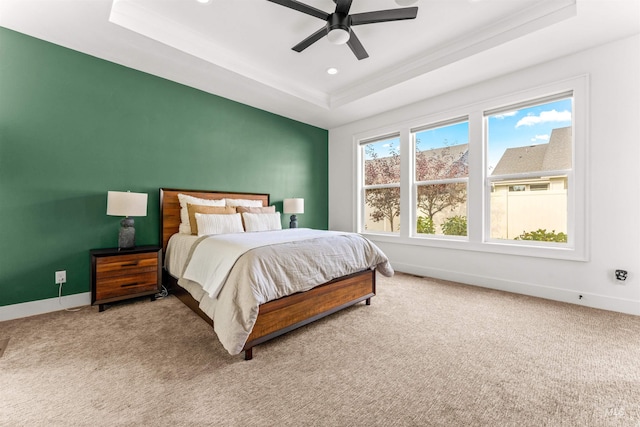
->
(1, 0), (639, 128)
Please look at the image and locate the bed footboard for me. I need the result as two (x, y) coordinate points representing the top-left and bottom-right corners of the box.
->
(164, 268), (376, 360)
(242, 269), (376, 359)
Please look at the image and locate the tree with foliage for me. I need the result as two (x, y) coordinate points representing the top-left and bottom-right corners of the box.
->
(364, 144), (401, 231)
(415, 143), (468, 224)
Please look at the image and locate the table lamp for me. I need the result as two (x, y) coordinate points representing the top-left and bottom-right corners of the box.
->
(106, 190), (148, 249)
(283, 198), (304, 229)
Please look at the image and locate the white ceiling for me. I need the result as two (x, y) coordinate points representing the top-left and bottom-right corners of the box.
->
(1, 0), (638, 129)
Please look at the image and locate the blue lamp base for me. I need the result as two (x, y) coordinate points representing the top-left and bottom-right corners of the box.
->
(289, 214), (298, 229)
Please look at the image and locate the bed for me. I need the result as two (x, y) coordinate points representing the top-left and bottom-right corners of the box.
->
(160, 188), (393, 360)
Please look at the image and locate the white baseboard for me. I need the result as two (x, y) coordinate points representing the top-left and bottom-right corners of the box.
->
(0, 293), (91, 322)
(3, 266), (637, 321)
(392, 262), (640, 316)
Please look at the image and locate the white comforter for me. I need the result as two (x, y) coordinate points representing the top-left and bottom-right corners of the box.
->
(175, 228), (393, 355)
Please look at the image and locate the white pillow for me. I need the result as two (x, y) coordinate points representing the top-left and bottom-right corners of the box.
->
(195, 213), (244, 236)
(242, 212), (282, 232)
(178, 194), (225, 234)
(225, 198), (264, 208)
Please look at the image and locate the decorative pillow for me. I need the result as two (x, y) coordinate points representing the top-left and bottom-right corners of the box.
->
(178, 194), (225, 234)
(187, 204), (236, 235)
(236, 206), (276, 229)
(224, 198), (264, 208)
(195, 213), (244, 237)
(235, 206), (276, 214)
(242, 212), (282, 232)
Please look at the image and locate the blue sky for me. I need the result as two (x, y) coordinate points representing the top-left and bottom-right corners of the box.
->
(365, 98), (573, 172)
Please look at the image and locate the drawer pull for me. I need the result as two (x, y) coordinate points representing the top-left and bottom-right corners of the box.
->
(121, 262), (139, 267)
(121, 282), (139, 288)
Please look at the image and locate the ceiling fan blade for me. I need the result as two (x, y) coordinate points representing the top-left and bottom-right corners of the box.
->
(266, 0), (329, 20)
(292, 26), (328, 52)
(334, 0), (353, 15)
(350, 7), (418, 26)
(347, 31), (369, 60)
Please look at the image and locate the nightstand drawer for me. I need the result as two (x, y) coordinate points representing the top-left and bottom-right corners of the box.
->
(95, 271), (159, 300)
(96, 252), (158, 278)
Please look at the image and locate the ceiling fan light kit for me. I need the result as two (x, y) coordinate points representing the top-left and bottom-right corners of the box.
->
(267, 0), (418, 60)
(327, 28), (350, 45)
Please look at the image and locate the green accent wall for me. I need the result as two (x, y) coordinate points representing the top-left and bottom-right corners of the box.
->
(0, 28), (328, 307)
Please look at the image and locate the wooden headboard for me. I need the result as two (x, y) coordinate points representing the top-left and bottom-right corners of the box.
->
(159, 188), (270, 253)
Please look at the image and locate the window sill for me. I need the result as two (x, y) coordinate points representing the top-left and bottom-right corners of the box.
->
(360, 232), (588, 262)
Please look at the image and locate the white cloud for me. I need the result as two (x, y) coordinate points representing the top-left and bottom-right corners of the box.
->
(530, 134), (550, 142)
(516, 109), (571, 128)
(494, 111), (518, 119)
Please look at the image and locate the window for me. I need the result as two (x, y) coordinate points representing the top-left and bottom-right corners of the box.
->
(486, 94), (572, 244)
(530, 184), (549, 191)
(361, 136), (400, 233)
(356, 76), (586, 260)
(413, 120), (469, 236)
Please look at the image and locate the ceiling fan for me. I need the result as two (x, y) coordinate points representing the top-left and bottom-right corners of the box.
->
(267, 0), (419, 60)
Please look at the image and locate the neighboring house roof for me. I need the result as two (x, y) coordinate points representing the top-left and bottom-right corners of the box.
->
(541, 126), (572, 171)
(492, 126), (572, 175)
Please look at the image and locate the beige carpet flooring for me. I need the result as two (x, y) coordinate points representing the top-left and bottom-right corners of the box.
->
(1, 272), (639, 426)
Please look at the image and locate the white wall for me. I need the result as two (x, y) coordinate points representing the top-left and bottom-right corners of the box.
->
(328, 35), (640, 315)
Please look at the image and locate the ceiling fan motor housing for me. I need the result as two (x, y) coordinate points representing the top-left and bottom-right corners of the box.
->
(327, 13), (351, 44)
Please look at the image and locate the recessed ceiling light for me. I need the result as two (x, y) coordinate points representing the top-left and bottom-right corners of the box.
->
(196, 0), (211, 3)
(395, 0), (418, 5)
(326, 67), (339, 75)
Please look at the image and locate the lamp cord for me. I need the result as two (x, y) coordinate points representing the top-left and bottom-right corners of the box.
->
(58, 282), (82, 312)
(155, 284), (169, 299)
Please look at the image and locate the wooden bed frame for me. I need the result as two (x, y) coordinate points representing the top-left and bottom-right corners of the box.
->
(159, 188), (376, 360)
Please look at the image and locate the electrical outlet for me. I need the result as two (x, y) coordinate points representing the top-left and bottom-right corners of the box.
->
(55, 270), (66, 285)
(615, 269), (628, 282)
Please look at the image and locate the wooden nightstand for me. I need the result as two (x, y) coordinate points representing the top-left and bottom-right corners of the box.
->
(90, 246), (162, 312)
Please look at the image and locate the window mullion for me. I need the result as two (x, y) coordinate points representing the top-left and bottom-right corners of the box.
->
(467, 110), (484, 243)
(364, 183), (401, 190)
(415, 177), (467, 186)
(400, 128), (412, 238)
(487, 169), (572, 183)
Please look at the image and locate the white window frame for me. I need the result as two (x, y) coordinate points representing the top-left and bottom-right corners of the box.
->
(358, 132), (402, 235)
(355, 75), (588, 261)
(411, 118), (470, 239)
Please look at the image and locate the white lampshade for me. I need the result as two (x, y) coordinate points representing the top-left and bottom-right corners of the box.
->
(327, 28), (350, 45)
(106, 191), (148, 217)
(283, 198), (304, 214)
(395, 0), (418, 5)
